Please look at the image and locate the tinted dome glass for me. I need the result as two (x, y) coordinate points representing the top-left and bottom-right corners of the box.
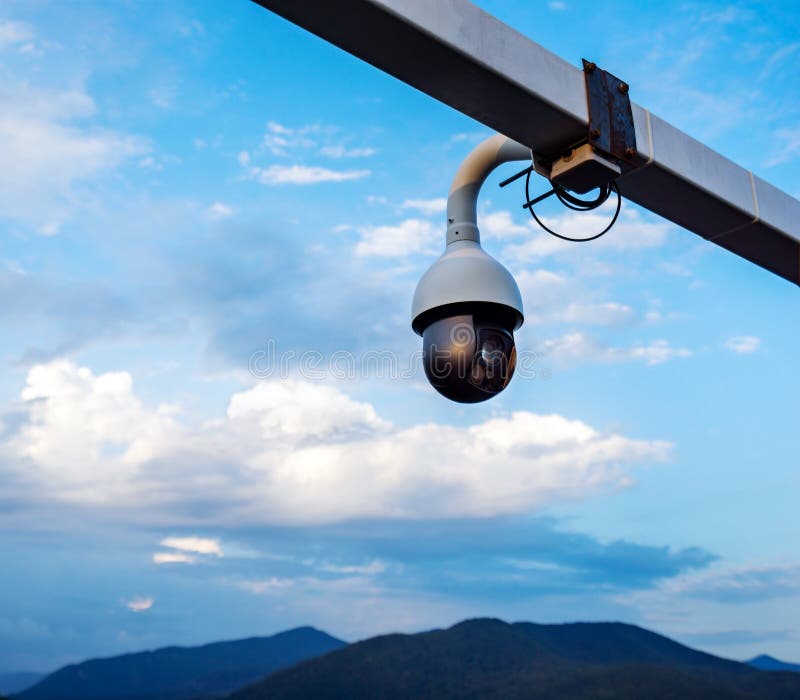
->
(422, 314), (516, 403)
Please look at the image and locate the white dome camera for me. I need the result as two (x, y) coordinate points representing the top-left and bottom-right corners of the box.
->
(412, 135), (529, 403)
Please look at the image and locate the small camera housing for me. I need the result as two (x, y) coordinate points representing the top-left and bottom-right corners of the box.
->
(412, 240), (523, 403)
(549, 143), (621, 195)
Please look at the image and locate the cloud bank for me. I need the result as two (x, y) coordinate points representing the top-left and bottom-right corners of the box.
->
(2, 360), (672, 526)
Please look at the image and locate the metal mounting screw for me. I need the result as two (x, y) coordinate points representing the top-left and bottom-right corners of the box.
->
(618, 82), (629, 94)
(585, 61), (597, 73)
(625, 147), (636, 159)
(590, 129), (601, 139)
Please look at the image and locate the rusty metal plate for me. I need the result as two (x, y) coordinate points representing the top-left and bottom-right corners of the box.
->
(582, 59), (640, 167)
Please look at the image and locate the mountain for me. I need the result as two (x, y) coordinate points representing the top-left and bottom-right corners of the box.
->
(748, 655), (800, 673)
(230, 618), (800, 700)
(17, 627), (345, 700)
(0, 674), (43, 696)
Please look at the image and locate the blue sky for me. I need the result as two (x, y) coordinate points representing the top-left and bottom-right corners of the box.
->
(0, 0), (799, 674)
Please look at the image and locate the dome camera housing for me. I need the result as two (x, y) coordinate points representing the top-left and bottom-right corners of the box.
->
(411, 134), (530, 403)
(412, 240), (523, 403)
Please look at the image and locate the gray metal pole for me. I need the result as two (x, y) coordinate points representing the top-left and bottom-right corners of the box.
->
(252, 0), (800, 286)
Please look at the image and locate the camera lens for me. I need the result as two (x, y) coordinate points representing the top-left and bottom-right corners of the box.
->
(479, 333), (505, 365)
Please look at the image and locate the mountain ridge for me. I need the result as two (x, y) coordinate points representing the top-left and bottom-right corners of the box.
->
(14, 619), (800, 700)
(229, 618), (800, 700)
(748, 654), (800, 673)
(17, 626), (345, 700)
(0, 673), (43, 696)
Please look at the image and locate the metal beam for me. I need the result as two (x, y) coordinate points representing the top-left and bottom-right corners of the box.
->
(252, 0), (800, 286)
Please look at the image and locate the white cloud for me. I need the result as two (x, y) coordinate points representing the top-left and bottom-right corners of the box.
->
(615, 561), (800, 651)
(38, 220), (61, 237)
(153, 552), (196, 565)
(266, 121), (293, 136)
(1, 257), (25, 275)
(449, 131), (488, 144)
(481, 210), (529, 240)
(234, 573), (380, 598)
(262, 121), (318, 155)
(724, 335), (761, 354)
(148, 84), (175, 110)
(623, 562), (800, 608)
(400, 198), (447, 215)
(3, 361), (672, 525)
(542, 332), (691, 367)
(247, 164), (370, 185)
(160, 536), (223, 556)
(548, 1), (568, 9)
(661, 563), (800, 602)
(177, 19), (206, 39)
(320, 145), (377, 158)
(205, 201), (234, 220)
(239, 408), (668, 522)
(502, 206), (671, 260)
(0, 19), (35, 49)
(8, 361), (179, 495)
(560, 301), (634, 326)
(0, 81), (147, 231)
(765, 127), (800, 167)
(259, 122), (376, 160)
(515, 270), (634, 327)
(757, 42), (800, 86)
(125, 596), (153, 613)
(515, 268), (568, 299)
(698, 6), (745, 25)
(625, 339), (692, 365)
(355, 218), (438, 257)
(237, 577), (296, 594)
(539, 333), (600, 367)
(138, 156), (163, 171)
(227, 380), (388, 440)
(319, 560), (386, 575)
(644, 309), (683, 324)
(152, 536), (222, 564)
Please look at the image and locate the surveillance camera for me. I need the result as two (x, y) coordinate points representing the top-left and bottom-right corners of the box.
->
(412, 240), (523, 403)
(410, 133), (530, 403)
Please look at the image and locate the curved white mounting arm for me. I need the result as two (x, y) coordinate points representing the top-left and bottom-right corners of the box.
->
(446, 134), (532, 245)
